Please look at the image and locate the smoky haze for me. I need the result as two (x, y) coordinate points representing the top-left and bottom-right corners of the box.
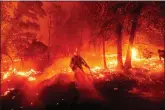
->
(38, 2), (164, 59)
(39, 2), (92, 57)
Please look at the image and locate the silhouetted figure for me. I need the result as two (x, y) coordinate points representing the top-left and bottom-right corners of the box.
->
(70, 51), (90, 72)
(69, 51), (102, 102)
(158, 49), (164, 60)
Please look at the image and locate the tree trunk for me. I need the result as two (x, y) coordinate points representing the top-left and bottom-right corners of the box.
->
(116, 23), (123, 69)
(125, 4), (142, 69)
(102, 36), (107, 69)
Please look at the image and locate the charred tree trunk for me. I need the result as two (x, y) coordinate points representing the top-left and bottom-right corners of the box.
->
(102, 36), (107, 69)
(116, 23), (123, 69)
(125, 4), (142, 69)
(124, 20), (136, 69)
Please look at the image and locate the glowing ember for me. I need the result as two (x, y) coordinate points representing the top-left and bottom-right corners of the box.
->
(31, 102), (33, 105)
(28, 77), (36, 81)
(3, 91), (10, 96)
(98, 74), (104, 78)
(3, 72), (11, 80)
(12, 96), (15, 99)
(107, 60), (117, 68)
(2, 88), (15, 96)
(13, 58), (21, 62)
(91, 66), (102, 73)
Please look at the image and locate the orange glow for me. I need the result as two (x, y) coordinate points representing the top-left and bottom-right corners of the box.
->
(2, 88), (15, 96)
(2, 68), (38, 82)
(28, 77), (36, 81)
(132, 47), (139, 60)
(1, 2), (164, 105)
(2, 72), (10, 80)
(1, 52), (164, 102)
(90, 66), (102, 73)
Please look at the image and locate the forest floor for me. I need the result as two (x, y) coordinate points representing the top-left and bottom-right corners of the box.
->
(1, 65), (164, 110)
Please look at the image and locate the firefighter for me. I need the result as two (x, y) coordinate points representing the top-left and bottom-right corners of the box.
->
(69, 51), (91, 102)
(69, 51), (103, 102)
(70, 51), (90, 72)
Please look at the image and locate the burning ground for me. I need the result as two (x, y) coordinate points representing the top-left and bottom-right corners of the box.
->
(1, 52), (164, 110)
(1, 1), (165, 110)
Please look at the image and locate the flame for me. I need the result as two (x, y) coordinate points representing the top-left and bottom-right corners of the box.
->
(1, 52), (164, 102)
(2, 68), (38, 82)
(2, 88), (15, 96)
(90, 66), (102, 73)
(132, 47), (138, 60)
(28, 77), (36, 81)
(13, 58), (21, 62)
(3, 72), (11, 80)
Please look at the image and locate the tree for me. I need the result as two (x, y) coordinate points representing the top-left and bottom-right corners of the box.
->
(83, 2), (109, 69)
(124, 2), (164, 69)
(98, 2), (127, 69)
(124, 3), (142, 69)
(1, 2), (46, 68)
(1, 2), (17, 66)
(116, 22), (124, 69)
(84, 2), (127, 69)
(139, 2), (165, 48)
(108, 2), (127, 69)
(47, 2), (86, 57)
